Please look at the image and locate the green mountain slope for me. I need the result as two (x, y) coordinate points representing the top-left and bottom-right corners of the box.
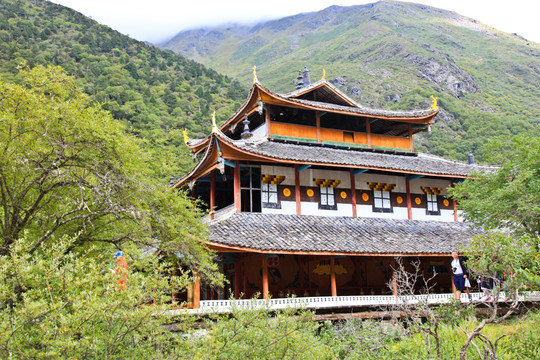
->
(162, 1), (540, 161)
(0, 0), (247, 176)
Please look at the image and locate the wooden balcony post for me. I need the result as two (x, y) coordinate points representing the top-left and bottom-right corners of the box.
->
(295, 165), (301, 215)
(234, 257), (241, 299)
(408, 124), (414, 152)
(350, 169), (357, 217)
(193, 273), (201, 309)
(366, 118), (371, 149)
(262, 254), (269, 300)
(234, 161), (241, 213)
(265, 104), (271, 138)
(210, 171), (216, 220)
(316, 111), (321, 143)
(392, 258), (398, 303)
(330, 256), (337, 297)
(405, 175), (413, 220)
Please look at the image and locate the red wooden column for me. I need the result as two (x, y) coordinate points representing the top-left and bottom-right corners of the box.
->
(210, 171), (216, 220)
(262, 254), (269, 300)
(366, 118), (372, 149)
(392, 258), (398, 302)
(242, 260), (247, 299)
(405, 175), (413, 220)
(265, 104), (271, 138)
(451, 180), (459, 222)
(316, 111), (321, 143)
(193, 274), (201, 309)
(234, 256), (241, 299)
(234, 161), (241, 213)
(295, 165), (301, 215)
(350, 169), (357, 218)
(408, 124), (414, 152)
(330, 256), (337, 297)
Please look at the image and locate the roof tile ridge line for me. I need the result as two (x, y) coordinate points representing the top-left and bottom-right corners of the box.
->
(279, 79), (326, 97)
(418, 153), (498, 168)
(290, 97), (433, 116)
(170, 132), (218, 189)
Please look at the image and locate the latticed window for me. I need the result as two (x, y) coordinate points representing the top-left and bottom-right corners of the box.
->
(314, 178), (340, 210)
(320, 186), (335, 207)
(422, 187), (441, 216)
(368, 182), (395, 213)
(373, 190), (392, 212)
(261, 175), (285, 209)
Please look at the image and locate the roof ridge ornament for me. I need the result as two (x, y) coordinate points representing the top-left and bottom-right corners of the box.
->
(322, 68), (326, 80)
(182, 128), (190, 144)
(252, 65), (259, 84)
(211, 111), (218, 133)
(241, 113), (253, 143)
(430, 95), (438, 110)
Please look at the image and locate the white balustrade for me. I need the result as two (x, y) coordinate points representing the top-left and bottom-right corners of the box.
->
(194, 291), (538, 314)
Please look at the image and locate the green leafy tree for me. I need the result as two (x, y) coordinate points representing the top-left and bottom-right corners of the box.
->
(450, 135), (540, 238)
(0, 64), (222, 356)
(449, 136), (540, 359)
(0, 65), (216, 277)
(0, 235), (194, 358)
(183, 307), (333, 359)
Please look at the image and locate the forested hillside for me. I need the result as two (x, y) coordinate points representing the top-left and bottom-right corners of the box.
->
(163, 1), (540, 161)
(0, 0), (246, 177)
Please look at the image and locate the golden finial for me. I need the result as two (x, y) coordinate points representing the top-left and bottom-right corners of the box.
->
(321, 68), (326, 80)
(430, 95), (438, 110)
(252, 65), (259, 84)
(182, 128), (190, 144)
(211, 111), (218, 133)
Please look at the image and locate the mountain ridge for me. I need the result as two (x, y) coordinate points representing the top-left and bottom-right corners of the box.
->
(162, 1), (540, 161)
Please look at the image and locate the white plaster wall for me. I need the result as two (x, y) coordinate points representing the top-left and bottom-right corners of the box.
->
(262, 201), (297, 215)
(299, 168), (350, 188)
(356, 205), (408, 219)
(411, 208), (455, 222)
(251, 124), (267, 141)
(261, 165), (296, 186)
(301, 202), (352, 217)
(355, 173), (406, 193)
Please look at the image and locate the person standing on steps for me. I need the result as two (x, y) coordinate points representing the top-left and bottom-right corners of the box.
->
(451, 250), (472, 301)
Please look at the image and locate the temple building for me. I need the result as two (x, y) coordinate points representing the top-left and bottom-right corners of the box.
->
(171, 67), (494, 308)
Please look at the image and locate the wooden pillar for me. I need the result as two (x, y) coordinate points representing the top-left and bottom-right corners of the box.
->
(265, 104), (271, 138)
(316, 111), (321, 143)
(234, 161), (241, 213)
(405, 175), (413, 220)
(330, 256), (337, 297)
(262, 254), (269, 300)
(210, 171), (216, 220)
(366, 118), (371, 148)
(451, 180), (458, 222)
(295, 165), (301, 215)
(234, 257), (241, 299)
(193, 275), (201, 309)
(242, 259), (247, 299)
(350, 169), (357, 218)
(392, 258), (398, 302)
(408, 124), (414, 152)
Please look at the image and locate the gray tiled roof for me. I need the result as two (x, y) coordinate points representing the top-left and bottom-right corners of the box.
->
(229, 137), (497, 177)
(280, 80), (434, 118)
(208, 213), (481, 254)
(288, 98), (434, 118)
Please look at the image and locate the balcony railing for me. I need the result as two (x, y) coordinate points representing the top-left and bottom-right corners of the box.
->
(174, 291), (535, 315)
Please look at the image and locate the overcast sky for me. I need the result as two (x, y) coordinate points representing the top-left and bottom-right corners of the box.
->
(49, 0), (540, 44)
